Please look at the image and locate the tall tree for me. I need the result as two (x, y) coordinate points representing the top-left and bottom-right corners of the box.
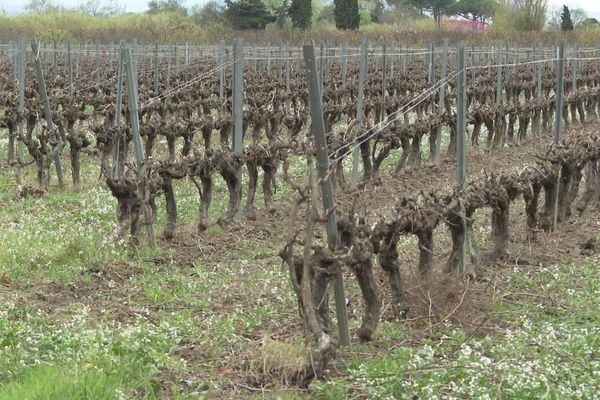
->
(405, 0), (457, 28)
(289, 0), (311, 29)
(25, 0), (60, 13)
(569, 7), (588, 26)
(190, 1), (226, 26)
(334, 0), (360, 30)
(371, 0), (385, 22)
(77, 0), (124, 16)
(449, 0), (496, 25)
(225, 0), (276, 29)
(560, 4), (574, 31)
(273, 0), (290, 27)
(494, 0), (547, 31)
(579, 17), (600, 28)
(147, 0), (188, 15)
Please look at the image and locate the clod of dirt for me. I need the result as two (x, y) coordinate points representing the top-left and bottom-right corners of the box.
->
(580, 237), (597, 255)
(14, 185), (45, 200)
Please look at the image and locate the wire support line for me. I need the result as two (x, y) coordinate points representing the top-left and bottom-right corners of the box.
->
(140, 59), (236, 109)
(329, 71), (458, 161)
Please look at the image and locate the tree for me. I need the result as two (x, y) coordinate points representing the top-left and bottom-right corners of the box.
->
(147, 0), (187, 15)
(225, 0), (276, 29)
(579, 17), (600, 28)
(569, 7), (588, 26)
(449, 0), (496, 25)
(289, 0), (311, 29)
(560, 5), (574, 31)
(494, 0), (547, 31)
(25, 0), (61, 13)
(333, 0), (360, 29)
(405, 0), (457, 28)
(77, 0), (124, 16)
(190, 1), (227, 26)
(371, 0), (385, 22)
(273, 0), (290, 27)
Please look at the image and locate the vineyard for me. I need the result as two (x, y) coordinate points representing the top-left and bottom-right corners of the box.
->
(0, 39), (599, 399)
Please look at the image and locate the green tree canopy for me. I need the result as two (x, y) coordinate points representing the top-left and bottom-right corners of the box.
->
(560, 4), (574, 31)
(25, 0), (62, 13)
(494, 0), (547, 31)
(224, 0), (276, 29)
(449, 0), (496, 23)
(147, 0), (188, 15)
(579, 17), (600, 28)
(77, 0), (124, 16)
(371, 0), (385, 22)
(190, 1), (226, 26)
(289, 0), (311, 29)
(333, 0), (360, 29)
(405, 0), (457, 27)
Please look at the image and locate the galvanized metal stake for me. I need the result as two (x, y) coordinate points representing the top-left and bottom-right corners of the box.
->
(219, 41), (225, 100)
(33, 40), (64, 189)
(232, 39), (244, 154)
(553, 40), (566, 230)
(456, 44), (467, 274)
(554, 40), (566, 146)
(381, 43), (388, 122)
(352, 38), (368, 189)
(341, 42), (348, 83)
(67, 41), (73, 99)
(303, 43), (350, 347)
(434, 38), (449, 166)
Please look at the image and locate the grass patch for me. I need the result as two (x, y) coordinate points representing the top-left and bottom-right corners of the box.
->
(313, 260), (600, 399)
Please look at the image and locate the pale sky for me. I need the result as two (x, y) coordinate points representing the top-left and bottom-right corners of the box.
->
(2, 0), (600, 20)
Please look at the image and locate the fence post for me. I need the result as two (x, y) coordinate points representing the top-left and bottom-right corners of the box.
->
(17, 40), (25, 182)
(279, 42), (283, 83)
(219, 41), (225, 100)
(535, 44), (542, 98)
(67, 41), (73, 99)
(401, 45), (406, 71)
(174, 42), (179, 77)
(76, 43), (81, 78)
(154, 42), (159, 96)
(456, 44), (467, 274)
(285, 44), (291, 90)
(341, 42), (348, 82)
(434, 38), (449, 166)
(597, 44), (600, 75)
(122, 45), (155, 247)
(319, 40), (324, 94)
(553, 40), (566, 229)
(112, 43), (125, 176)
(471, 44), (476, 84)
(302, 43), (351, 347)
(232, 39), (244, 154)
(33, 40), (64, 189)
(572, 44), (579, 93)
(95, 41), (100, 87)
(381, 44), (388, 123)
(390, 44), (395, 76)
(352, 38), (368, 189)
(554, 40), (566, 146)
(428, 43), (435, 85)
(495, 49), (504, 105)
(53, 40), (57, 78)
(123, 46), (144, 168)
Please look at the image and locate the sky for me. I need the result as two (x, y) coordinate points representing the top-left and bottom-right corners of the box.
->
(2, 0), (600, 20)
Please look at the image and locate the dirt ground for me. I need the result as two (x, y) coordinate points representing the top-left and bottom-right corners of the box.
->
(4, 124), (599, 397)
